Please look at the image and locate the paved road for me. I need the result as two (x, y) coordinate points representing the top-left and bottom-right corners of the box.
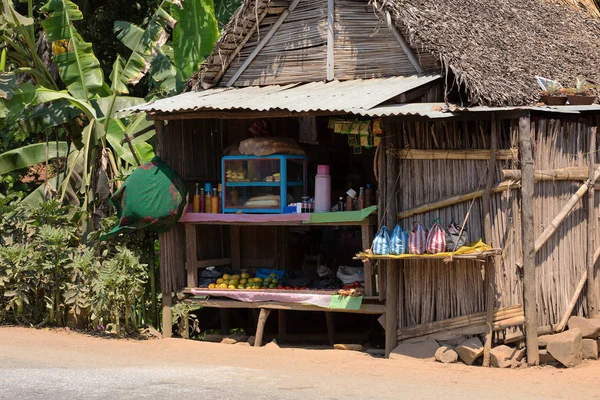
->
(1, 327), (599, 400)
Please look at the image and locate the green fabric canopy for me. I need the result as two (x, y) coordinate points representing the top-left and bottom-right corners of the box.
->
(101, 157), (188, 240)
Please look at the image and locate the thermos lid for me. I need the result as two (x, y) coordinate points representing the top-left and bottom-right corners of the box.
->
(317, 165), (329, 175)
(346, 188), (357, 198)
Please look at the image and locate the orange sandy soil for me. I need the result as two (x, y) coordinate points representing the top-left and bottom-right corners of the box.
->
(0, 326), (598, 399)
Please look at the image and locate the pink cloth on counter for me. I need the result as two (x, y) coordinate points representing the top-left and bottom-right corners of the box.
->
(189, 289), (333, 308)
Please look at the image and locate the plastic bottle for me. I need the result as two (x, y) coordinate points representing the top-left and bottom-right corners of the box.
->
(365, 184), (373, 208)
(314, 165), (331, 213)
(204, 182), (213, 213)
(217, 183), (222, 213)
(345, 188), (356, 211)
(211, 188), (218, 214)
(357, 187), (365, 210)
(338, 197), (344, 212)
(199, 188), (205, 213)
(193, 183), (201, 213)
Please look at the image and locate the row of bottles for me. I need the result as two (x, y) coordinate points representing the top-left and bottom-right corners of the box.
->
(340, 184), (375, 211)
(192, 182), (222, 213)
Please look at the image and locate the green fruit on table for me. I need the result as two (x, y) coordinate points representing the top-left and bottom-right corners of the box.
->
(271, 279), (279, 285)
(268, 284), (276, 289)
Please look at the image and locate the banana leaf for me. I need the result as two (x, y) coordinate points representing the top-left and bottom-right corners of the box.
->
(114, 2), (177, 91)
(106, 118), (154, 166)
(0, 71), (16, 99)
(171, 0), (218, 91)
(149, 52), (177, 94)
(0, 142), (68, 175)
(1, 0), (33, 27)
(39, 0), (103, 100)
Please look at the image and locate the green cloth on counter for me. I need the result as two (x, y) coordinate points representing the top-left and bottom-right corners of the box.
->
(329, 295), (363, 310)
(305, 205), (377, 224)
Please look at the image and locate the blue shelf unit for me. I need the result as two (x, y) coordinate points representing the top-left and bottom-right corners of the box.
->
(221, 155), (308, 214)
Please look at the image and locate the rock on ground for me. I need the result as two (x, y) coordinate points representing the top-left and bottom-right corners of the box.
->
(546, 328), (582, 368)
(390, 337), (440, 360)
(568, 316), (600, 339)
(539, 349), (558, 365)
(264, 339), (279, 349)
(203, 334), (226, 343)
(455, 337), (484, 365)
(489, 345), (525, 368)
(438, 336), (469, 348)
(247, 336), (256, 346)
(434, 345), (458, 364)
(582, 338), (598, 360)
(537, 334), (552, 348)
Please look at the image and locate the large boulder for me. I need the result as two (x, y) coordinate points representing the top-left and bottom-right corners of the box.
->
(390, 337), (440, 360)
(537, 334), (553, 348)
(434, 345), (458, 364)
(489, 345), (525, 368)
(455, 337), (484, 365)
(567, 316), (600, 339)
(546, 328), (583, 367)
(582, 338), (598, 360)
(539, 349), (558, 366)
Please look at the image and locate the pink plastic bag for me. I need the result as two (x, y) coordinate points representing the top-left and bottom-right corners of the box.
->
(426, 220), (447, 254)
(409, 223), (427, 254)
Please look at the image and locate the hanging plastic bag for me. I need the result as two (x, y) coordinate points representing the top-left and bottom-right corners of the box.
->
(372, 226), (391, 255)
(426, 219), (447, 254)
(409, 222), (427, 254)
(390, 224), (409, 255)
(445, 221), (469, 251)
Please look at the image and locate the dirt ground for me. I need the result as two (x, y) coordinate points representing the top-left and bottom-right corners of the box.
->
(1, 326), (600, 399)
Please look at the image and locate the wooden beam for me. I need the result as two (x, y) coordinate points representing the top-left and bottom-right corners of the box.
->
(254, 308), (272, 347)
(383, 12), (423, 73)
(226, 0), (301, 87)
(519, 113), (539, 366)
(588, 123), (598, 317)
(161, 293), (172, 338)
(398, 181), (518, 220)
(396, 304), (523, 341)
(327, 0), (334, 81)
(185, 224), (198, 287)
(391, 148), (518, 160)
(361, 224), (375, 296)
(385, 133), (399, 358)
(502, 166), (592, 182)
(482, 116), (498, 367)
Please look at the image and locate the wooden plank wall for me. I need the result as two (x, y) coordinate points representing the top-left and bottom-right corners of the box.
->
(387, 117), (598, 329)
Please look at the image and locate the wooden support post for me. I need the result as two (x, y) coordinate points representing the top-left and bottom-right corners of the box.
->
(385, 132), (399, 357)
(161, 293), (172, 338)
(278, 310), (287, 343)
(185, 224), (198, 287)
(362, 224), (375, 296)
(230, 225), (241, 271)
(482, 116), (498, 367)
(378, 136), (387, 302)
(519, 114), (539, 366)
(588, 122), (597, 318)
(326, 0), (335, 81)
(255, 308), (272, 347)
(325, 312), (335, 346)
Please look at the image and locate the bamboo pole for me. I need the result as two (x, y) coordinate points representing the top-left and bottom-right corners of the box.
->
(556, 271), (588, 332)
(482, 117), (498, 367)
(519, 114), (539, 366)
(587, 123), (597, 317)
(397, 181), (518, 220)
(162, 293), (172, 338)
(390, 148), (518, 160)
(516, 162), (600, 268)
(502, 167), (591, 181)
(385, 133), (399, 358)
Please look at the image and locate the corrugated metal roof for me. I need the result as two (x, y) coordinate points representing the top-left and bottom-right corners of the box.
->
(120, 75), (442, 115)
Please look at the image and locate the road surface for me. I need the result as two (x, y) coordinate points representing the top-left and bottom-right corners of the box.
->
(0, 327), (598, 399)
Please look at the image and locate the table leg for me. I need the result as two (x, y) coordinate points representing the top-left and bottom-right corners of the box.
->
(255, 308), (272, 347)
(325, 312), (335, 346)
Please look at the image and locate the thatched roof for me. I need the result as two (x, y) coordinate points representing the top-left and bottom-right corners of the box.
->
(190, 0), (600, 106)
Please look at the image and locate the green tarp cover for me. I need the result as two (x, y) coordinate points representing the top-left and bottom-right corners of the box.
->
(305, 205), (377, 224)
(101, 156), (188, 240)
(328, 295), (363, 310)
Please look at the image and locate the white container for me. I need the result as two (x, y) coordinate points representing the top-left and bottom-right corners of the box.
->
(314, 165), (331, 213)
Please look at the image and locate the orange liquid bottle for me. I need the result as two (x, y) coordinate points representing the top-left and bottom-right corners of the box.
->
(193, 183), (201, 213)
(211, 188), (218, 214)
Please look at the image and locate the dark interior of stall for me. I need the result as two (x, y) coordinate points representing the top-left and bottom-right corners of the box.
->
(186, 115), (385, 347)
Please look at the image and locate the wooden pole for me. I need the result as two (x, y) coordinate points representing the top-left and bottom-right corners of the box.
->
(519, 114), (539, 366)
(255, 308), (272, 347)
(326, 0), (334, 81)
(385, 132), (399, 357)
(482, 116), (498, 367)
(162, 293), (172, 338)
(502, 167), (592, 182)
(378, 136), (387, 302)
(587, 122), (598, 318)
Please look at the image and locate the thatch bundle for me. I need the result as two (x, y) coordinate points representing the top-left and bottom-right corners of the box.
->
(373, 0), (600, 105)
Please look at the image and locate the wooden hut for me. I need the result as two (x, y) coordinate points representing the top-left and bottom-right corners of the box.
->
(126, 0), (600, 363)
